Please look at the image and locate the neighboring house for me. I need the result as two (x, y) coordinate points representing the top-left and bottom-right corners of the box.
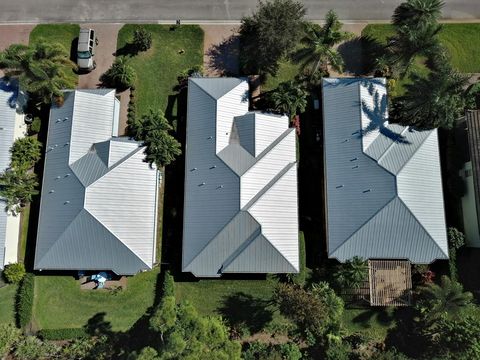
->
(0, 79), (27, 269)
(182, 78), (299, 277)
(34, 89), (159, 275)
(459, 110), (480, 247)
(322, 78), (448, 263)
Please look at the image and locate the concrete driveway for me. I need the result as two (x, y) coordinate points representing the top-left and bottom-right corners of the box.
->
(77, 24), (123, 88)
(0, 24), (35, 77)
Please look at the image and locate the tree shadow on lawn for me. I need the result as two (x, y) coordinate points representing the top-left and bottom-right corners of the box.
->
(350, 307), (395, 328)
(206, 34), (240, 76)
(219, 292), (273, 334)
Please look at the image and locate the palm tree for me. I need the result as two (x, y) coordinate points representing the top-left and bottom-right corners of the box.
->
(0, 40), (77, 106)
(390, 63), (468, 129)
(10, 137), (42, 171)
(101, 56), (136, 90)
(133, 109), (182, 168)
(0, 168), (39, 215)
(268, 80), (308, 119)
(417, 276), (473, 323)
(292, 10), (352, 74)
(392, 0), (444, 29)
(333, 256), (369, 290)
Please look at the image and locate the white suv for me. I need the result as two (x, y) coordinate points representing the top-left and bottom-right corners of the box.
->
(77, 28), (98, 72)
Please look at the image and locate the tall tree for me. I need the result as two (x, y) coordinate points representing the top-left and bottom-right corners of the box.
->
(10, 137), (42, 171)
(239, 0), (306, 76)
(392, 0), (444, 29)
(292, 10), (352, 74)
(0, 168), (38, 215)
(390, 63), (468, 129)
(128, 109), (181, 168)
(268, 80), (308, 119)
(0, 40), (77, 106)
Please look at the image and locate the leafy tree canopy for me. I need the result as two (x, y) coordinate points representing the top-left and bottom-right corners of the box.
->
(268, 80), (308, 119)
(0, 168), (39, 215)
(10, 137), (42, 171)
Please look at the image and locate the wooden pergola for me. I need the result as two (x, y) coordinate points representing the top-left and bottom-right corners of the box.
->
(368, 260), (412, 306)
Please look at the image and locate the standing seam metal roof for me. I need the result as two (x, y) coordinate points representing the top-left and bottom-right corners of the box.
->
(34, 89), (158, 275)
(323, 78), (448, 263)
(182, 78), (299, 277)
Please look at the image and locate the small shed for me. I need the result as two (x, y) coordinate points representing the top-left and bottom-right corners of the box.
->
(368, 260), (412, 306)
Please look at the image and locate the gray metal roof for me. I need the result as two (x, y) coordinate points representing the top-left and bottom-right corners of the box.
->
(0, 79), (19, 269)
(34, 89), (159, 275)
(182, 78), (299, 277)
(323, 78), (448, 263)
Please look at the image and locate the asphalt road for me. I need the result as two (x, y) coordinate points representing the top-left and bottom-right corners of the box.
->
(0, 0), (479, 23)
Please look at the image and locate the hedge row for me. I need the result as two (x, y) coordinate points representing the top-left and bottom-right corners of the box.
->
(37, 328), (88, 340)
(16, 273), (34, 328)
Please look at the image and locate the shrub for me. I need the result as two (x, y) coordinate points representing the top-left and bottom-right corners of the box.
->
(133, 27), (153, 52)
(29, 117), (41, 134)
(3, 263), (26, 284)
(243, 341), (302, 360)
(447, 227), (465, 282)
(162, 270), (175, 298)
(37, 328), (89, 341)
(16, 273), (35, 328)
(10, 137), (42, 170)
(14, 336), (59, 360)
(0, 323), (22, 357)
(101, 57), (136, 90)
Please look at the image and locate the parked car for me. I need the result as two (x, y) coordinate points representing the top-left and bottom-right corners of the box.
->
(77, 28), (98, 72)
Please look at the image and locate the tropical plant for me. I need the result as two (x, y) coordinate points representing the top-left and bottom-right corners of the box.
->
(14, 336), (59, 360)
(292, 10), (352, 74)
(392, 0), (444, 29)
(416, 275), (474, 323)
(0, 168), (39, 215)
(332, 256), (369, 290)
(239, 0), (306, 76)
(3, 262), (26, 283)
(10, 137), (42, 171)
(0, 40), (77, 106)
(390, 63), (468, 129)
(129, 109), (181, 168)
(433, 315), (480, 359)
(447, 227), (465, 250)
(243, 341), (302, 360)
(0, 323), (22, 358)
(268, 80), (308, 119)
(101, 56), (136, 90)
(133, 27), (153, 52)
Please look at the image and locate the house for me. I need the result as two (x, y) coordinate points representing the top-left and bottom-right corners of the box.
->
(34, 89), (159, 275)
(459, 110), (480, 247)
(182, 78), (299, 277)
(322, 77), (448, 304)
(0, 79), (27, 269)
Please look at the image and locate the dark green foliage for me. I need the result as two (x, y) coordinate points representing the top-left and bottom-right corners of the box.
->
(332, 256), (369, 291)
(288, 231), (306, 286)
(29, 117), (41, 134)
(239, 0), (306, 76)
(0, 40), (77, 106)
(14, 336), (59, 360)
(433, 315), (480, 359)
(390, 63), (468, 129)
(324, 341), (351, 360)
(3, 263), (26, 284)
(447, 228), (465, 281)
(10, 137), (42, 171)
(16, 273), (34, 328)
(0, 323), (22, 358)
(0, 168), (39, 215)
(292, 10), (352, 74)
(37, 328), (89, 340)
(128, 109), (181, 168)
(161, 270), (174, 298)
(268, 80), (308, 119)
(101, 56), (136, 90)
(242, 341), (302, 360)
(133, 28), (153, 52)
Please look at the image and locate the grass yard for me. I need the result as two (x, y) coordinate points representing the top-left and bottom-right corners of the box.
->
(33, 269), (159, 331)
(362, 23), (480, 73)
(175, 278), (290, 334)
(17, 205), (30, 263)
(116, 25), (203, 118)
(263, 59), (301, 92)
(0, 284), (17, 325)
(342, 307), (396, 341)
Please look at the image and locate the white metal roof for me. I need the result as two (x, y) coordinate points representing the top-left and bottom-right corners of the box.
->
(182, 78), (299, 277)
(323, 78), (448, 263)
(34, 89), (159, 275)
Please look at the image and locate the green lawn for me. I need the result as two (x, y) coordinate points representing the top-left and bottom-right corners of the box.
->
(342, 307), (396, 341)
(17, 205), (30, 263)
(175, 278), (290, 334)
(0, 284), (17, 325)
(362, 23), (480, 73)
(116, 25), (203, 118)
(263, 59), (301, 92)
(33, 269), (159, 331)
(29, 24), (80, 52)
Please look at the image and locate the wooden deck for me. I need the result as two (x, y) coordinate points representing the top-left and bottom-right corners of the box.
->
(368, 260), (412, 306)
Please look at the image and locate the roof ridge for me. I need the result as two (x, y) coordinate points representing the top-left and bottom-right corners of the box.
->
(243, 162), (296, 211)
(219, 227), (262, 273)
(394, 129), (435, 176)
(373, 126), (410, 165)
